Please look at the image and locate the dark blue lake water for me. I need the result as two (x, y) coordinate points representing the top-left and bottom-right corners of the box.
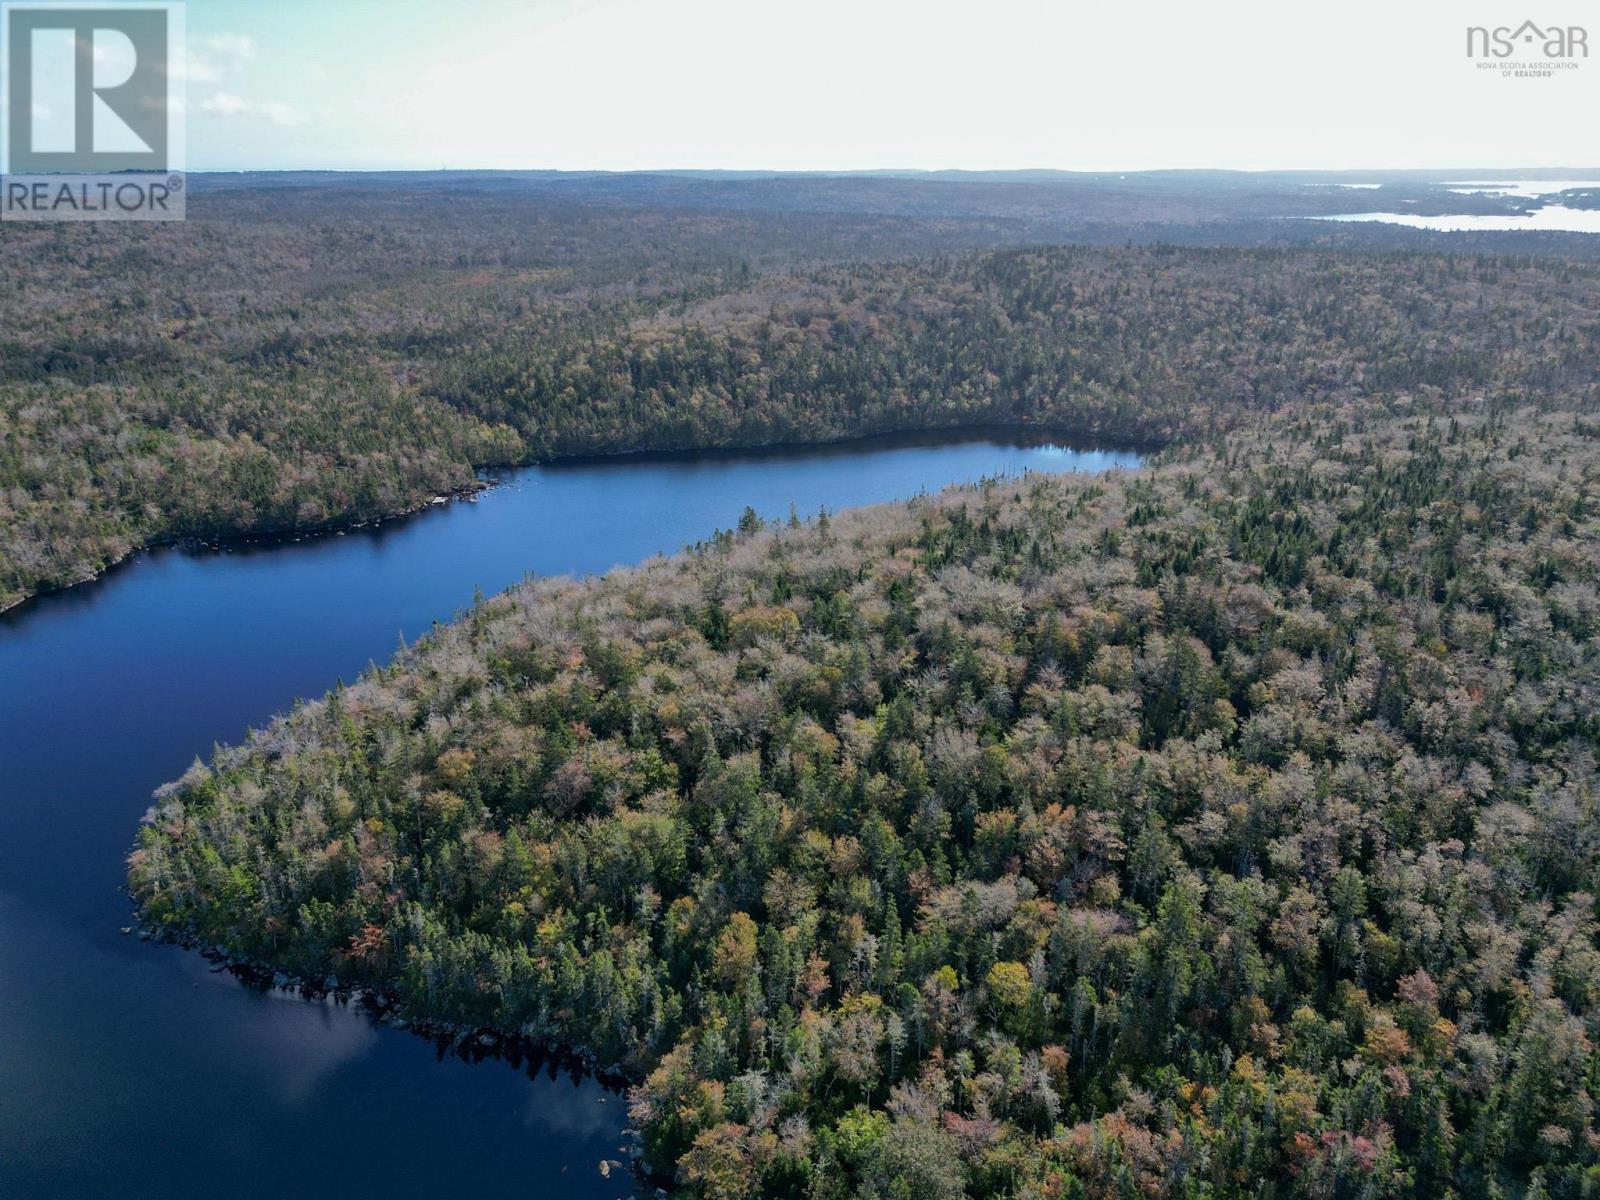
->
(0, 431), (1140, 1198)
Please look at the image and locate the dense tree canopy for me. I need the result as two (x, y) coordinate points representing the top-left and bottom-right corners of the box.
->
(133, 383), (1600, 1198)
(4, 189), (1597, 613)
(11, 171), (1597, 1198)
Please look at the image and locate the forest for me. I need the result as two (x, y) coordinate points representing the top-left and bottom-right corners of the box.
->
(5, 170), (1600, 611)
(5, 170), (1599, 1196)
(131, 368), (1600, 1196)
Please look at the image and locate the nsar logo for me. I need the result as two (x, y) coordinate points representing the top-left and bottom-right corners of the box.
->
(1467, 20), (1588, 58)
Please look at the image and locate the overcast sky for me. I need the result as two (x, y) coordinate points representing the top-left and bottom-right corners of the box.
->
(169, 0), (1599, 171)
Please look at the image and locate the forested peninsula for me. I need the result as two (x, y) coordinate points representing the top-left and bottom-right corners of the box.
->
(132, 377), (1600, 1198)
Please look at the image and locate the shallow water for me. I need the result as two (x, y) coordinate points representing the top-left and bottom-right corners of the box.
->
(0, 429), (1140, 1199)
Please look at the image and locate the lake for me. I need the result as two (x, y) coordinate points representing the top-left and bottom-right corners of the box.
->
(1320, 206), (1600, 233)
(1318, 178), (1600, 233)
(0, 430), (1141, 1199)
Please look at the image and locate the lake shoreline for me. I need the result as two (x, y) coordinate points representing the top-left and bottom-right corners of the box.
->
(2, 421), (1155, 619)
(138, 917), (638, 1077)
(0, 478), (493, 621)
(130, 915), (659, 1182)
(4, 430), (1143, 1194)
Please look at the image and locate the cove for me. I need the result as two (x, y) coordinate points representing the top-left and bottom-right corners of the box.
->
(0, 429), (1141, 1199)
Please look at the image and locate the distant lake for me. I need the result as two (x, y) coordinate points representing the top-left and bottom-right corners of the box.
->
(1442, 179), (1600, 198)
(0, 429), (1141, 1199)
(1319, 179), (1600, 233)
(1320, 206), (1600, 233)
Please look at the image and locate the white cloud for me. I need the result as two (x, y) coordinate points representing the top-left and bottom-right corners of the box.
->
(173, 32), (255, 84)
(200, 91), (248, 117)
(204, 34), (256, 61)
(257, 100), (309, 128)
(186, 36), (305, 130)
(199, 91), (308, 127)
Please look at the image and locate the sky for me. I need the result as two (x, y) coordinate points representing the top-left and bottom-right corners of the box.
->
(117, 0), (1600, 171)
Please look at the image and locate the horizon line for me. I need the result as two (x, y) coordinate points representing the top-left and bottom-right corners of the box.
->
(175, 165), (1600, 178)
